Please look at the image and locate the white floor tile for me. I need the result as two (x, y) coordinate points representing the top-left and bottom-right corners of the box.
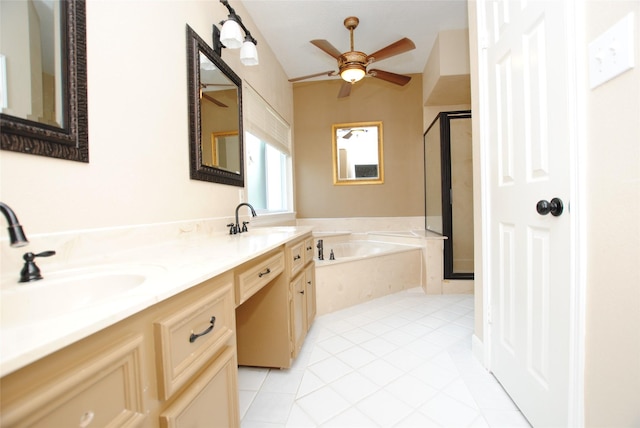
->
(321, 407), (378, 427)
(308, 356), (354, 384)
(261, 369), (305, 394)
(295, 385), (352, 425)
(482, 409), (532, 427)
(243, 390), (296, 424)
(419, 394), (480, 427)
(240, 291), (526, 428)
(238, 366), (269, 390)
(356, 389), (414, 427)
(336, 345), (378, 369)
(330, 371), (379, 404)
(383, 373), (438, 408)
(357, 359), (404, 386)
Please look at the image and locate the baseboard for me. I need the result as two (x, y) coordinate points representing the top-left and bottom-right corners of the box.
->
(472, 334), (485, 366)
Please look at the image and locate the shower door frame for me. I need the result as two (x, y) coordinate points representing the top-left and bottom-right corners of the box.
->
(424, 110), (474, 280)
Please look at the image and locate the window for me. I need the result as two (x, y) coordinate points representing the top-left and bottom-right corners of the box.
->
(243, 84), (292, 214)
(246, 133), (290, 212)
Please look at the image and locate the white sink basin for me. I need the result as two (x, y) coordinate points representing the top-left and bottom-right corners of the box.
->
(0, 265), (163, 326)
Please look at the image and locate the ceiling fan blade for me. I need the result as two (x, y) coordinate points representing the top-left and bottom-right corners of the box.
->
(202, 93), (228, 108)
(343, 130), (353, 139)
(288, 70), (337, 82)
(366, 38), (416, 63)
(368, 69), (412, 86)
(311, 39), (343, 59)
(337, 81), (352, 98)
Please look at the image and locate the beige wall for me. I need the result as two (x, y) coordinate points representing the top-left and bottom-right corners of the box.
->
(583, 2), (640, 426)
(293, 75), (423, 218)
(0, 0), (292, 236)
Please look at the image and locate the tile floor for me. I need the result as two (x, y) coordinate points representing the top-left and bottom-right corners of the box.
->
(238, 288), (531, 427)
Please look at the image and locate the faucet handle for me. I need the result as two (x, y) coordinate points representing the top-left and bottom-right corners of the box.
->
(19, 250), (56, 283)
(241, 221), (249, 232)
(226, 223), (237, 235)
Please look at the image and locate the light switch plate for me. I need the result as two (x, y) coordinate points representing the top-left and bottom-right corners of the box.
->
(588, 12), (635, 89)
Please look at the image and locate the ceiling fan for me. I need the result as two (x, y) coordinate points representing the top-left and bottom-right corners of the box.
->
(289, 16), (416, 98)
(200, 82), (235, 108)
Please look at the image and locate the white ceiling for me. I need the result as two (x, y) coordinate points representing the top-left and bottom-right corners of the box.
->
(240, 0), (469, 82)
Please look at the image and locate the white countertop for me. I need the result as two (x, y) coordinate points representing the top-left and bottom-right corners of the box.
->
(0, 226), (313, 377)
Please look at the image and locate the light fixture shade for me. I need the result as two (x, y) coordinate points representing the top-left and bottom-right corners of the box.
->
(340, 65), (366, 83)
(240, 40), (259, 66)
(220, 19), (243, 49)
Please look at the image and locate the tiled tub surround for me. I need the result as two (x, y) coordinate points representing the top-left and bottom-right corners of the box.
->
(301, 217), (473, 296)
(0, 218), (309, 377)
(315, 237), (423, 315)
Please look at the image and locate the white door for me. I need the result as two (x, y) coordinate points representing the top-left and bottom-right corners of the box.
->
(480, 1), (578, 426)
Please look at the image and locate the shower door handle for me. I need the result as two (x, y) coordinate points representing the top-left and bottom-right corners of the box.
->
(536, 197), (564, 217)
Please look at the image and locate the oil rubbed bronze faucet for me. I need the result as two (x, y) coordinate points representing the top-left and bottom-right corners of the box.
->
(1, 202), (57, 282)
(0, 202), (29, 247)
(227, 203), (257, 234)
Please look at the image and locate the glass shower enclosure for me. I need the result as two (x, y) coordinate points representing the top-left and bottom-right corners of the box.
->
(424, 111), (474, 280)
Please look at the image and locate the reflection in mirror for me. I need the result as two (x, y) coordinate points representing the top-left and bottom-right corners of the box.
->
(206, 131), (240, 173)
(1, 0), (63, 127)
(332, 121), (384, 185)
(187, 25), (243, 186)
(0, 0), (88, 162)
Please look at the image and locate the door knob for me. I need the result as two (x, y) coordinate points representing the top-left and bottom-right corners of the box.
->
(536, 197), (564, 216)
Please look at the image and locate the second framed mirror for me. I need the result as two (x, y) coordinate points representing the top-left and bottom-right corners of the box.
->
(332, 121), (384, 185)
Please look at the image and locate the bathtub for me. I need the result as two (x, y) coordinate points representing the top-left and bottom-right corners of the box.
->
(314, 239), (423, 315)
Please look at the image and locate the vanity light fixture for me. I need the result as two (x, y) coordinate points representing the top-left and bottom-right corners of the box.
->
(213, 0), (259, 66)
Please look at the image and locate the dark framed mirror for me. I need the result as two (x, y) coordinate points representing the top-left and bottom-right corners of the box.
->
(186, 25), (243, 186)
(0, 0), (88, 162)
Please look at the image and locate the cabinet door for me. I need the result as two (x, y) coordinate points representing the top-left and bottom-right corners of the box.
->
(289, 275), (307, 358)
(288, 241), (305, 278)
(304, 237), (315, 264)
(160, 346), (239, 428)
(304, 263), (316, 329)
(1, 335), (145, 428)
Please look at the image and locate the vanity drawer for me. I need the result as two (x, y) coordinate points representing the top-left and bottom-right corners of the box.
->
(304, 237), (315, 265)
(235, 251), (285, 305)
(154, 280), (235, 400)
(288, 240), (305, 277)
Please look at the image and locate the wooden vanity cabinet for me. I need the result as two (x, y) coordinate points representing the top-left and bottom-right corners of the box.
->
(0, 272), (239, 428)
(235, 232), (316, 368)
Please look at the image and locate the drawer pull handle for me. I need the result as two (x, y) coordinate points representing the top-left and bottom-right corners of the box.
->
(306, 246), (313, 251)
(293, 255), (302, 261)
(258, 268), (271, 278)
(189, 316), (216, 343)
(299, 290), (305, 295)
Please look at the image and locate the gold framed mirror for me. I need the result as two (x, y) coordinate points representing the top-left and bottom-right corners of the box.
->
(206, 131), (240, 173)
(332, 121), (384, 185)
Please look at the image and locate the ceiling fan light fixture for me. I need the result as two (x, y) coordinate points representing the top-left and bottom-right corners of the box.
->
(240, 38), (259, 66)
(220, 19), (243, 49)
(340, 64), (366, 83)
